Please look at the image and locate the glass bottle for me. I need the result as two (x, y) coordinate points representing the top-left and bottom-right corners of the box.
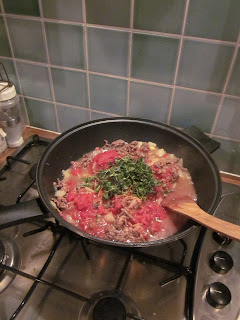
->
(0, 82), (23, 148)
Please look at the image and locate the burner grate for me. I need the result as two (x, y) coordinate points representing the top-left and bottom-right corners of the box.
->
(0, 135), (196, 320)
(0, 220), (195, 320)
(0, 135), (50, 206)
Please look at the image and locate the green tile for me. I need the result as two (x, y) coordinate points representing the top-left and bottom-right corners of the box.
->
(86, 0), (130, 28)
(185, 0), (240, 41)
(177, 40), (234, 92)
(42, 0), (83, 22)
(19, 96), (29, 125)
(7, 18), (46, 62)
(89, 74), (127, 115)
(25, 98), (58, 132)
(131, 33), (179, 84)
(45, 22), (85, 69)
(212, 138), (240, 175)
(17, 62), (52, 100)
(226, 48), (240, 97)
(170, 88), (220, 133)
(134, 0), (186, 34)
(3, 0), (40, 16)
(88, 27), (129, 76)
(0, 17), (11, 57)
(214, 97), (240, 140)
(0, 58), (20, 93)
(57, 104), (89, 132)
(51, 68), (87, 107)
(129, 82), (171, 122)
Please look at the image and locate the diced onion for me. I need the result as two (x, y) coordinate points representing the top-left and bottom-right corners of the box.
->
(169, 154), (176, 160)
(178, 158), (183, 166)
(148, 142), (156, 149)
(50, 200), (57, 209)
(65, 214), (74, 223)
(156, 148), (165, 156)
(85, 187), (95, 193)
(62, 169), (71, 180)
(104, 213), (115, 223)
(178, 170), (184, 178)
(55, 190), (66, 197)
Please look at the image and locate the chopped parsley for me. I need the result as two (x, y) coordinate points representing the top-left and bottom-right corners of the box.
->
(82, 156), (160, 200)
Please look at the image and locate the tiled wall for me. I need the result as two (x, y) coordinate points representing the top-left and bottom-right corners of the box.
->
(0, 0), (240, 149)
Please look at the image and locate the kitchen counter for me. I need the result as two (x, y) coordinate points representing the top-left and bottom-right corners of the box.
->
(1, 126), (59, 163)
(1, 126), (240, 186)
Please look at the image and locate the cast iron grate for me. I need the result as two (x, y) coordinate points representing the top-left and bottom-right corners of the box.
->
(0, 222), (195, 320)
(0, 135), (195, 320)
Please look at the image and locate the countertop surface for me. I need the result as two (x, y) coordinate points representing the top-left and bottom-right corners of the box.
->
(1, 126), (240, 187)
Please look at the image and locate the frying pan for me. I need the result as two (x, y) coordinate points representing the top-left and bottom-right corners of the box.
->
(0, 118), (222, 247)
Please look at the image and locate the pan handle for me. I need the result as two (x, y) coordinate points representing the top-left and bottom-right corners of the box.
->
(0, 198), (50, 230)
(183, 126), (220, 153)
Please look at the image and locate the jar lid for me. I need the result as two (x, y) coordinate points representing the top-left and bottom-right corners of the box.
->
(0, 82), (16, 101)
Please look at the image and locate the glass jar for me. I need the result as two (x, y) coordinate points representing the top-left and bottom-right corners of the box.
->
(0, 128), (7, 156)
(0, 82), (23, 148)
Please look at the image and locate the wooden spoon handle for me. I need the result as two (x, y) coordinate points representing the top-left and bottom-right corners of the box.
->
(165, 199), (240, 242)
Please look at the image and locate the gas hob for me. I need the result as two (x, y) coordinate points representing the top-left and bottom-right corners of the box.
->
(0, 135), (239, 320)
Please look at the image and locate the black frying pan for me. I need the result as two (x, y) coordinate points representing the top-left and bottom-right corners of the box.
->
(0, 118), (222, 247)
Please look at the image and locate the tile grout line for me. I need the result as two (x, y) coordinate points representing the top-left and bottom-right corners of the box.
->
(1, 2), (30, 126)
(27, 125), (61, 134)
(167, 0), (190, 125)
(183, 35), (236, 46)
(21, 94), (240, 142)
(210, 29), (240, 136)
(211, 134), (240, 143)
(2, 54), (239, 92)
(224, 93), (240, 100)
(2, 56), (240, 100)
(19, 94), (122, 117)
(18, 89), (240, 126)
(126, 0), (134, 117)
(2, 12), (239, 46)
(82, 0), (92, 121)
(38, 0), (60, 132)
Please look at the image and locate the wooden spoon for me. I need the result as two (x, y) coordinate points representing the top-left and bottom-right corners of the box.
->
(162, 197), (240, 242)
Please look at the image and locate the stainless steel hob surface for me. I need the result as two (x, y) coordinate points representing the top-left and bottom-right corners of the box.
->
(193, 184), (240, 320)
(0, 135), (239, 320)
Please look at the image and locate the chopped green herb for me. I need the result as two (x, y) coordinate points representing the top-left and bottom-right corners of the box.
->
(83, 156), (160, 200)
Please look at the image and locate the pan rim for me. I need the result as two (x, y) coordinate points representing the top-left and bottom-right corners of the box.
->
(36, 117), (222, 247)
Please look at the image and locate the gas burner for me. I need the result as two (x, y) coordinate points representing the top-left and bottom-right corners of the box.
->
(79, 291), (140, 320)
(0, 237), (21, 294)
(93, 297), (126, 320)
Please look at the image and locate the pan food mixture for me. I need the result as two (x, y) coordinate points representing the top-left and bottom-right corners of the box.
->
(52, 140), (197, 243)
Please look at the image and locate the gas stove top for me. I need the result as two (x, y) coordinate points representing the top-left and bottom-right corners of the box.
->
(0, 135), (239, 320)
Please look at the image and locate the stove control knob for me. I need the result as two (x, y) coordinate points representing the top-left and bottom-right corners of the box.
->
(206, 282), (231, 309)
(209, 251), (233, 274)
(212, 232), (232, 246)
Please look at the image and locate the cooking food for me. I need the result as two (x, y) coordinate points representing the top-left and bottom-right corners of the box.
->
(52, 140), (197, 243)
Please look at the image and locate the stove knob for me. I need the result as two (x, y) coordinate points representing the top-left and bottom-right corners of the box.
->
(212, 232), (232, 246)
(206, 282), (231, 309)
(209, 251), (233, 274)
